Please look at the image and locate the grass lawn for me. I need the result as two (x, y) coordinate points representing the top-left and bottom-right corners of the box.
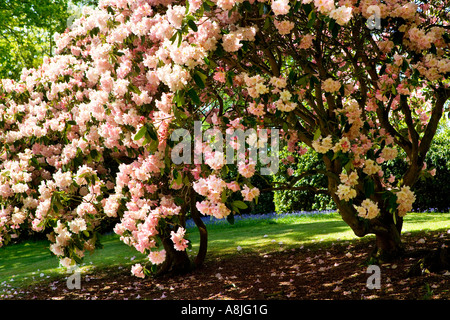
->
(187, 211), (450, 257)
(1, 211), (450, 296)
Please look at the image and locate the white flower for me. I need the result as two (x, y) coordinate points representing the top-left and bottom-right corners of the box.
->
(312, 135), (333, 154)
(322, 78), (341, 93)
(396, 186), (415, 217)
(329, 6), (353, 25)
(336, 184), (357, 201)
(60, 257), (74, 268)
(68, 218), (87, 234)
(355, 199), (380, 219)
(279, 90), (292, 102)
(363, 159), (381, 176)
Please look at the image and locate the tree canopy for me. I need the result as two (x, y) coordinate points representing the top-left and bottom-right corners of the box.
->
(0, 0), (449, 276)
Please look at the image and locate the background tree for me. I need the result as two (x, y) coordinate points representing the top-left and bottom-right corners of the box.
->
(0, 0), (97, 80)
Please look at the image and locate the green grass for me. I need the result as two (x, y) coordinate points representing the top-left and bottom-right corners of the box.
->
(186, 211), (450, 257)
(0, 233), (148, 295)
(1, 211), (450, 295)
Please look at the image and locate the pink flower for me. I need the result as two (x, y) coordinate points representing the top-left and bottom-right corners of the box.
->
(299, 34), (315, 49)
(213, 72), (226, 83)
(166, 5), (185, 29)
(248, 102), (266, 116)
(171, 227), (189, 251)
(329, 6), (352, 25)
(148, 250), (166, 265)
(322, 78), (341, 93)
(271, 0), (290, 15)
(241, 185), (260, 201)
(238, 161), (256, 178)
(314, 0), (335, 14)
(131, 263), (145, 278)
(205, 151), (226, 170)
(287, 168), (294, 176)
(274, 20), (295, 35)
(226, 181), (240, 192)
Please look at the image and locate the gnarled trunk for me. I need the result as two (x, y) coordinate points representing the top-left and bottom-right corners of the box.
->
(190, 187), (208, 268)
(156, 235), (192, 277)
(373, 224), (403, 261)
(155, 188), (208, 276)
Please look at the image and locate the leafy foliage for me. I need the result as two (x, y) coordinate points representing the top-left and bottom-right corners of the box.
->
(0, 0), (97, 80)
(273, 148), (335, 213)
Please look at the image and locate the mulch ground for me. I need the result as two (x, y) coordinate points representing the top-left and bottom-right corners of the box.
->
(6, 229), (450, 300)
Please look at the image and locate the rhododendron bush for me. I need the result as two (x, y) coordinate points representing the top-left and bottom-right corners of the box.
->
(0, 0), (449, 277)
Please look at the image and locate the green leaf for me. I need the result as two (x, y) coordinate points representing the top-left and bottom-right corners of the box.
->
(146, 123), (158, 141)
(331, 21), (340, 38)
(129, 84), (141, 95)
(226, 213), (235, 225)
(187, 19), (198, 32)
(149, 139), (159, 153)
(310, 75), (319, 88)
(232, 200), (248, 209)
(307, 10), (316, 28)
(401, 59), (409, 73)
(313, 127), (321, 141)
(193, 71), (206, 89)
(174, 90), (186, 106)
(90, 149), (101, 161)
(187, 88), (201, 106)
(177, 31), (182, 47)
(134, 126), (147, 141)
(107, 6), (115, 15)
(264, 17), (271, 30)
(303, 3), (312, 16)
(169, 32), (178, 44)
(328, 18), (336, 34)
(73, 255), (83, 265)
(226, 72), (234, 86)
(174, 170), (182, 185)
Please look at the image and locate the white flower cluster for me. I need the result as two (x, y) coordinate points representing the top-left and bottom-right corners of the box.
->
(355, 199), (380, 220)
(335, 171), (358, 202)
(312, 135), (333, 154)
(396, 186), (415, 217)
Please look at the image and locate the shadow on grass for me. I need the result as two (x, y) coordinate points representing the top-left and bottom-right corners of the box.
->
(187, 218), (359, 258)
(2, 212), (449, 294)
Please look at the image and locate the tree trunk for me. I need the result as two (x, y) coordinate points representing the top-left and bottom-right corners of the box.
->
(156, 235), (192, 277)
(372, 223), (403, 262)
(190, 188), (208, 268)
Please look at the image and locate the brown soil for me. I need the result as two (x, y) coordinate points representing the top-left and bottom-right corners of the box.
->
(7, 230), (450, 300)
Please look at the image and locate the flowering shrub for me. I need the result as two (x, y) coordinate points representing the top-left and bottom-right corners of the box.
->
(0, 0), (449, 276)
